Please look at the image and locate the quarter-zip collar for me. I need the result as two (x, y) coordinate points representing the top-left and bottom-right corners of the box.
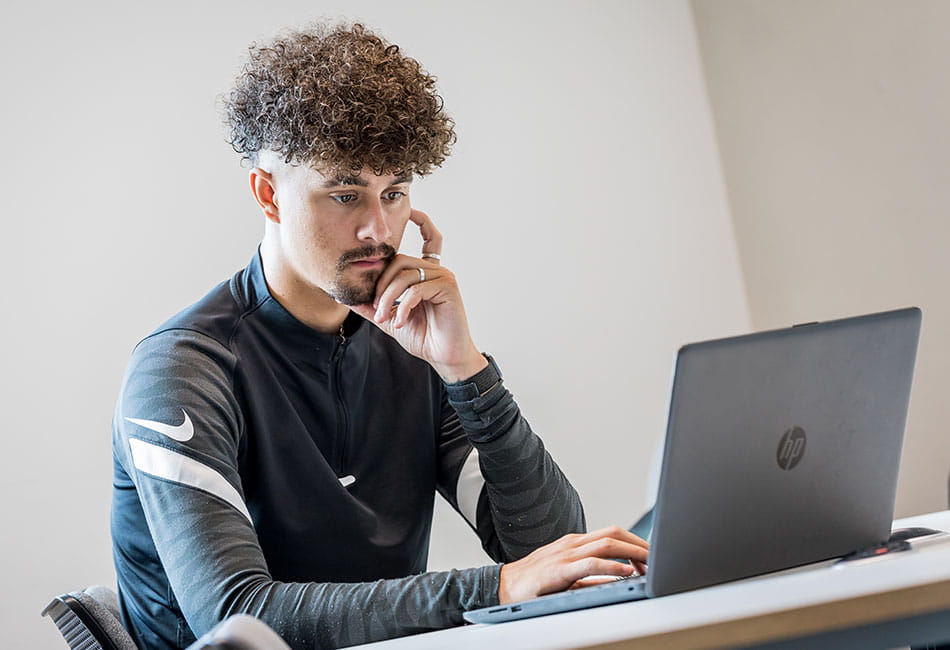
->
(233, 247), (368, 362)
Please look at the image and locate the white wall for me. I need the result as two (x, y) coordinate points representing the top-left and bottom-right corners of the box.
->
(692, 0), (950, 518)
(0, 2), (747, 647)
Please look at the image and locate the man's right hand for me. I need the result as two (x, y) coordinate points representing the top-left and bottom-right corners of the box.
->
(497, 527), (650, 605)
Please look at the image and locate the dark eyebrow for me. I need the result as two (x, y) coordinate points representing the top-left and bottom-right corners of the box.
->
(321, 174), (414, 189)
(322, 175), (368, 188)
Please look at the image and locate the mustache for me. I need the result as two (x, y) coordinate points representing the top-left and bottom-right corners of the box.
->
(336, 244), (397, 271)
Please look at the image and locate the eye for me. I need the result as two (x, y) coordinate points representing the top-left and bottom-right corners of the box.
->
(384, 191), (406, 201)
(332, 194), (357, 204)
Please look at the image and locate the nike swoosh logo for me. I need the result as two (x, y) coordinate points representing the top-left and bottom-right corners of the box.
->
(125, 409), (195, 442)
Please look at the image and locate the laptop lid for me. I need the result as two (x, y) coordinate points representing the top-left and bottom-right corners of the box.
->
(646, 306), (921, 597)
(463, 307), (921, 624)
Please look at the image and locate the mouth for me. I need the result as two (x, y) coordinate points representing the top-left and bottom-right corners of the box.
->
(348, 257), (387, 269)
(337, 244), (397, 274)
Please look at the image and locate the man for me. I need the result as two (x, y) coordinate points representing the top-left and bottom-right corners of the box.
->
(112, 22), (648, 650)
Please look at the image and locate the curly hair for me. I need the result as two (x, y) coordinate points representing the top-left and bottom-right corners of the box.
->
(223, 22), (455, 176)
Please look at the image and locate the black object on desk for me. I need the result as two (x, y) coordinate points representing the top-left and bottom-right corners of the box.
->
(836, 527), (945, 566)
(890, 526), (944, 543)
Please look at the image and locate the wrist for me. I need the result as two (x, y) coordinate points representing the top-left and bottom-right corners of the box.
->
(498, 563), (515, 605)
(434, 349), (489, 384)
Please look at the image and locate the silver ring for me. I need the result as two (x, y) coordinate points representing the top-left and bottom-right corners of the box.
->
(422, 253), (441, 261)
(417, 267), (426, 283)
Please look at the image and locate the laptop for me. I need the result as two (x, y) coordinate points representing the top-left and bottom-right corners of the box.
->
(464, 307), (921, 624)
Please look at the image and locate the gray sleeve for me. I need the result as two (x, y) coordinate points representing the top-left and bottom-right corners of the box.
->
(114, 330), (499, 650)
(436, 359), (587, 562)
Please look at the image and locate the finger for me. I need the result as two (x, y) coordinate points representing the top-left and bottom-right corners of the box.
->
(579, 526), (650, 551)
(569, 577), (620, 590)
(373, 254), (438, 308)
(373, 254), (413, 303)
(391, 275), (460, 329)
(409, 209), (443, 261)
(374, 267), (426, 322)
(571, 537), (649, 565)
(392, 288), (425, 329)
(564, 558), (637, 585)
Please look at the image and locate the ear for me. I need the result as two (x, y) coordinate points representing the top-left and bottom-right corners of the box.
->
(249, 168), (280, 223)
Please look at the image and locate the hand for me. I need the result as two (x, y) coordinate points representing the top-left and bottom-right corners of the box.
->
(497, 527), (650, 605)
(348, 210), (487, 382)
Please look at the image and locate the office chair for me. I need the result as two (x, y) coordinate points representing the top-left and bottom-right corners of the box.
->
(43, 585), (292, 650)
(42, 585), (136, 650)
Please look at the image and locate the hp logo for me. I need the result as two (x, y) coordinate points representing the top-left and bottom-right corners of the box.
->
(777, 427), (807, 470)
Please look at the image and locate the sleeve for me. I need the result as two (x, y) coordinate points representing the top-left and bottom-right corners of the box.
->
(113, 330), (500, 650)
(435, 356), (587, 562)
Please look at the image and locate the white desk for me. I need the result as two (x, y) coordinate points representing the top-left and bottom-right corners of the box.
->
(353, 510), (950, 650)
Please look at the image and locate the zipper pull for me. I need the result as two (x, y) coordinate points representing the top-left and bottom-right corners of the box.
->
(332, 324), (347, 362)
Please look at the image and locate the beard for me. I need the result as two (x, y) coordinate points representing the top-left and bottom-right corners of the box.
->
(328, 243), (397, 306)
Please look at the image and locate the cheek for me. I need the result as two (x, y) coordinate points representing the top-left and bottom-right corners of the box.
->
(283, 217), (338, 269)
(309, 230), (342, 269)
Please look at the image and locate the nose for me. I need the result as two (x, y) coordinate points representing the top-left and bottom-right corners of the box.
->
(356, 198), (393, 243)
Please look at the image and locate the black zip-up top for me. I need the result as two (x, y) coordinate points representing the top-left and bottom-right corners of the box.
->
(111, 251), (585, 649)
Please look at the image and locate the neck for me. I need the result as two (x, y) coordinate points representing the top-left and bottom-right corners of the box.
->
(259, 239), (350, 334)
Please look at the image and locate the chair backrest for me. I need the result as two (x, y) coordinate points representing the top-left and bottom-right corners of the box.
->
(43, 586), (291, 650)
(42, 585), (139, 650)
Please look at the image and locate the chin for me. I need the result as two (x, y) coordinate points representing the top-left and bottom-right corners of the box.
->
(330, 293), (372, 307)
(329, 276), (378, 306)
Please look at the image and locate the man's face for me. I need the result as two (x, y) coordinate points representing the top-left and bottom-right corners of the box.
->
(267, 162), (413, 306)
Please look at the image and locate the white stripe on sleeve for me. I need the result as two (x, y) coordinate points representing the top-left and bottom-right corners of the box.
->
(456, 448), (485, 527)
(128, 438), (252, 524)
